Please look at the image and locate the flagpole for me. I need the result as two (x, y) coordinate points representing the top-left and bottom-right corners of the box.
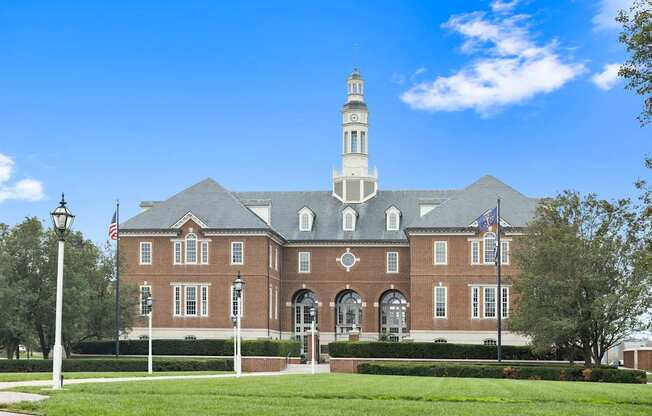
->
(496, 197), (502, 363)
(115, 199), (121, 357)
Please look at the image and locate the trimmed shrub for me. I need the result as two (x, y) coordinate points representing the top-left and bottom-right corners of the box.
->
(0, 358), (232, 373)
(328, 341), (573, 360)
(357, 362), (647, 384)
(72, 339), (300, 357)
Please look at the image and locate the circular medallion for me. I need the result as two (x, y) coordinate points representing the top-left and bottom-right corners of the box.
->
(341, 252), (356, 268)
(350, 114), (358, 122)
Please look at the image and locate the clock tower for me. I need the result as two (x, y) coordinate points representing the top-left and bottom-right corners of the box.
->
(333, 69), (378, 203)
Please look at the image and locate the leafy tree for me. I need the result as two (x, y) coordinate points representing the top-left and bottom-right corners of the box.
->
(510, 191), (652, 367)
(0, 218), (136, 359)
(617, 0), (652, 125)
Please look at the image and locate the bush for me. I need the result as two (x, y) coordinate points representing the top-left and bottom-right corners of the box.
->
(328, 341), (565, 360)
(72, 339), (300, 357)
(357, 362), (647, 384)
(0, 358), (232, 373)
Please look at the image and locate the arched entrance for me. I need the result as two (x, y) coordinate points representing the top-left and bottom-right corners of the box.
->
(379, 290), (407, 342)
(293, 290), (318, 355)
(335, 290), (362, 339)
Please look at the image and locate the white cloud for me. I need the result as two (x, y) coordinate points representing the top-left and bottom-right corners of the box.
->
(491, 0), (519, 13)
(593, 0), (633, 31)
(0, 153), (44, 203)
(401, 5), (585, 115)
(591, 63), (621, 90)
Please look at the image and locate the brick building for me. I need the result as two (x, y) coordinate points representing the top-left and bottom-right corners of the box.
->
(121, 69), (539, 352)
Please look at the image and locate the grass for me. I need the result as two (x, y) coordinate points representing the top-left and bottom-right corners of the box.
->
(3, 373), (651, 415)
(0, 370), (230, 383)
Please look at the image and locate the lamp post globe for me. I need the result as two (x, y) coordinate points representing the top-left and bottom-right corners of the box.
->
(50, 193), (74, 390)
(233, 271), (245, 293)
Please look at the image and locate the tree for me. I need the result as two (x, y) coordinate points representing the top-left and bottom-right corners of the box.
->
(617, 0), (652, 125)
(510, 191), (652, 367)
(0, 218), (136, 359)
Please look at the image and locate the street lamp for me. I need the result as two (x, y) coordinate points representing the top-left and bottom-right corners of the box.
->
(49, 193), (74, 390)
(310, 306), (316, 375)
(233, 272), (245, 377)
(231, 316), (238, 374)
(146, 295), (154, 374)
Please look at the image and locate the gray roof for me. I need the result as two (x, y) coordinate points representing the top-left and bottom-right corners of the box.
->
(121, 178), (269, 230)
(122, 175), (539, 241)
(408, 175), (539, 230)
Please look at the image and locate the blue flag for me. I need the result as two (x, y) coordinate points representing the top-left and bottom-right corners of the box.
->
(476, 207), (497, 232)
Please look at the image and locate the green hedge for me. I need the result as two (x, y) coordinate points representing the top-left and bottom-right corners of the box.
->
(357, 362), (647, 384)
(328, 341), (567, 360)
(0, 358), (232, 373)
(72, 339), (300, 357)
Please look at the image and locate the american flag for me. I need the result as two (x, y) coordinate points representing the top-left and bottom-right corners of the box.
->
(109, 212), (118, 240)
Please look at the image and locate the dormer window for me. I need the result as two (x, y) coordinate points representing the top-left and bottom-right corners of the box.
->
(385, 206), (401, 231)
(343, 207), (357, 231)
(298, 207), (314, 232)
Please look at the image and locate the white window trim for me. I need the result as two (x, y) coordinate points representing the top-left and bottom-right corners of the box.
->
(501, 286), (509, 318)
(342, 207), (357, 231)
(274, 287), (278, 319)
(269, 285), (273, 317)
(298, 251), (311, 273)
(231, 241), (244, 265)
(275, 248), (279, 271)
(500, 241), (510, 265)
(185, 234), (198, 265)
(185, 286), (197, 316)
(173, 241), (182, 265)
(298, 207), (314, 232)
(139, 285), (151, 316)
(173, 285), (182, 317)
(230, 285), (244, 318)
(483, 287), (497, 319)
(470, 240), (480, 265)
(139, 242), (152, 265)
(483, 232), (496, 265)
(386, 251), (399, 274)
(433, 241), (448, 265)
(434, 286), (447, 319)
(200, 241), (209, 265)
(269, 244), (273, 268)
(200, 285), (209, 317)
(385, 206), (401, 231)
(471, 286), (480, 319)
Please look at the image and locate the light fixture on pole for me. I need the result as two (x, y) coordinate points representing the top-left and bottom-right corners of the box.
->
(233, 272), (245, 377)
(146, 295), (154, 374)
(231, 316), (238, 374)
(310, 306), (316, 375)
(50, 193), (74, 390)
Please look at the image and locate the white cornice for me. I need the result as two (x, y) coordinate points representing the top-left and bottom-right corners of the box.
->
(171, 212), (208, 229)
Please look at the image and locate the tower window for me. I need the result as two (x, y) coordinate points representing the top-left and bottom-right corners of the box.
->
(298, 207), (314, 231)
(361, 132), (366, 153)
(343, 132), (348, 153)
(343, 207), (357, 231)
(351, 131), (358, 153)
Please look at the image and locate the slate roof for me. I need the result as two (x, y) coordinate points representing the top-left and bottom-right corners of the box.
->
(121, 175), (540, 242)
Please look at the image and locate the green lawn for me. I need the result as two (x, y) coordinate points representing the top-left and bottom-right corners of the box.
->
(0, 370), (231, 383)
(4, 373), (651, 415)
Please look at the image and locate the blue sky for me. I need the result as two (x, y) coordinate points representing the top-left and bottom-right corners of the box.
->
(0, 0), (648, 243)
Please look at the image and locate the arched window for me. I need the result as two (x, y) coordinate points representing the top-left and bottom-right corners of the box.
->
(336, 290), (362, 338)
(379, 290), (407, 342)
(386, 207), (401, 231)
(185, 233), (197, 264)
(433, 338), (447, 344)
(298, 207), (314, 232)
(344, 213), (354, 230)
(293, 290), (318, 354)
(483, 339), (497, 346)
(483, 232), (496, 264)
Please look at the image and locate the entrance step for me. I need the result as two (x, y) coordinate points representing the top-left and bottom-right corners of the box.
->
(282, 364), (330, 374)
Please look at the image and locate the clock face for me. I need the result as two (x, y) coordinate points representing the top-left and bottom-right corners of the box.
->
(350, 114), (358, 122)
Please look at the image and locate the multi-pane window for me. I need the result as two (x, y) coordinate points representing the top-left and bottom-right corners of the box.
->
(484, 233), (496, 264)
(269, 244), (273, 268)
(501, 287), (509, 318)
(298, 252), (311, 273)
(275, 287), (278, 319)
(344, 212), (354, 231)
(230, 285), (244, 318)
(434, 241), (447, 265)
(200, 241), (209, 264)
(351, 131), (358, 152)
(139, 286), (151, 316)
(269, 285), (273, 317)
(275, 248), (279, 270)
(387, 212), (399, 231)
(185, 286), (197, 316)
(174, 286), (182, 316)
(471, 240), (480, 264)
(200, 286), (208, 316)
(484, 287), (496, 318)
(501, 241), (510, 265)
(435, 286), (447, 318)
(174, 241), (182, 265)
(300, 213), (310, 231)
(185, 234), (197, 264)
(231, 242), (244, 265)
(387, 252), (399, 273)
(471, 287), (479, 318)
(140, 242), (152, 265)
